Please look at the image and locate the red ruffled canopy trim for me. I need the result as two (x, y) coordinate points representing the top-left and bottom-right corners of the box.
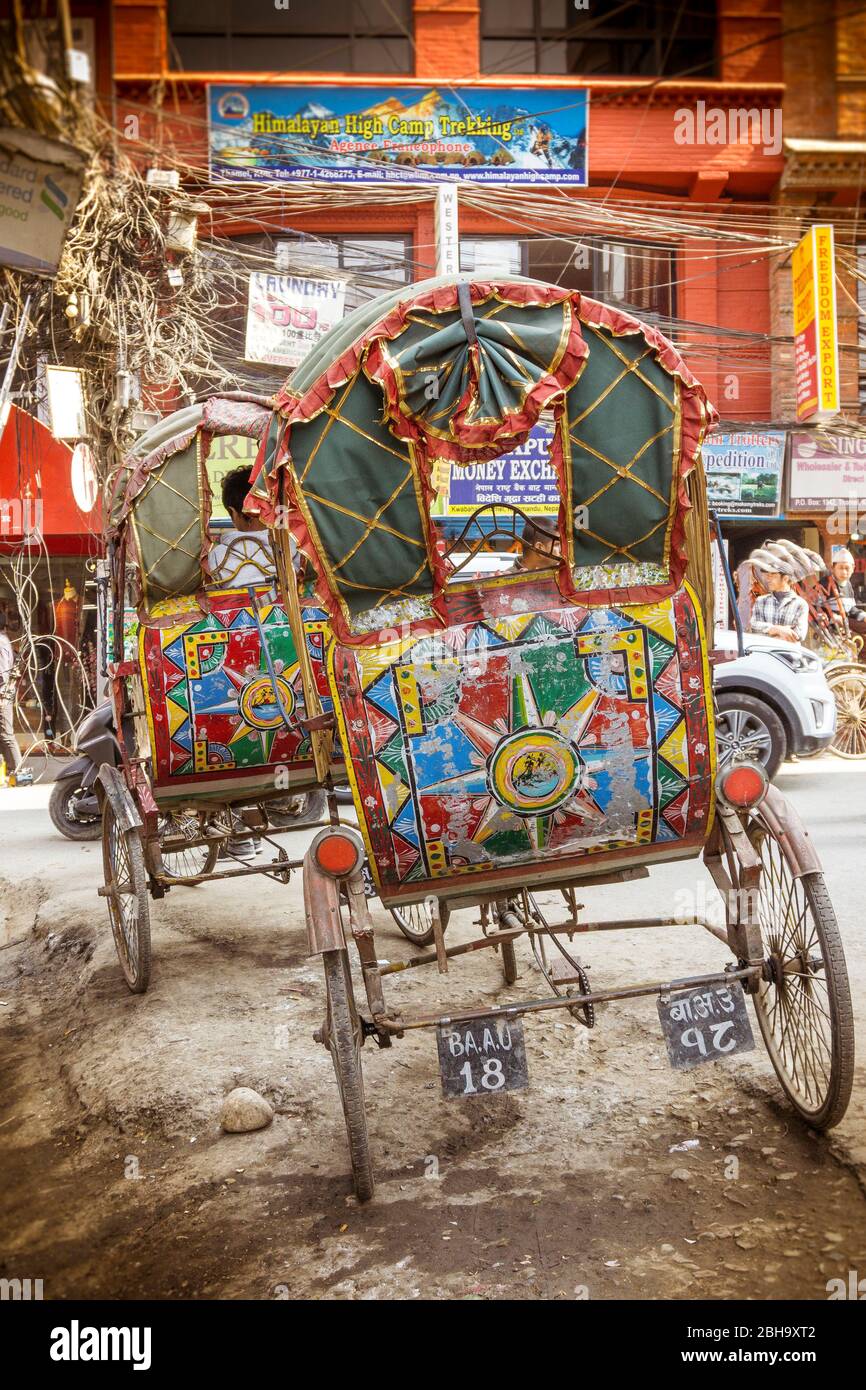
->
(247, 282), (717, 646)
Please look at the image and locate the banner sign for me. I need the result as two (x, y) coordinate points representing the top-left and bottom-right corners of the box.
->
(209, 85), (588, 184)
(792, 225), (839, 422)
(0, 127), (85, 277)
(702, 430), (785, 516)
(244, 272), (345, 368)
(788, 432), (866, 510)
(431, 424), (557, 521)
(205, 433), (260, 522)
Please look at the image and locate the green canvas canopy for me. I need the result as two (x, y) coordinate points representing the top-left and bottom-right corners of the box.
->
(110, 396), (272, 610)
(268, 280), (717, 642)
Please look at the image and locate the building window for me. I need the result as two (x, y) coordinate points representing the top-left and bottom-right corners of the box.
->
(169, 0), (412, 74)
(480, 0), (717, 78)
(459, 235), (675, 320)
(274, 234), (414, 312)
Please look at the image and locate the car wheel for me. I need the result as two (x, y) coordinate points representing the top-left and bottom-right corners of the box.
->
(715, 692), (786, 780)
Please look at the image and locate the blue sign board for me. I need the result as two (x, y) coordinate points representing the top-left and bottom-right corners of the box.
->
(702, 430), (786, 517)
(431, 425), (557, 535)
(208, 86), (588, 184)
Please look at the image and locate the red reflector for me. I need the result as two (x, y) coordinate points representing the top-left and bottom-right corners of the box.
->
(720, 764), (766, 808)
(314, 833), (360, 877)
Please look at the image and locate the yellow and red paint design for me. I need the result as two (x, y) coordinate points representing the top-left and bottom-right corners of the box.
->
(140, 590), (331, 786)
(331, 585), (714, 897)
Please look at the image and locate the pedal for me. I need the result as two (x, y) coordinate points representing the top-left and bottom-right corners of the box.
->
(548, 957), (588, 987)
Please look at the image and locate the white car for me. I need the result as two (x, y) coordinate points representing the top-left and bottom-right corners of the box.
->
(713, 628), (836, 778)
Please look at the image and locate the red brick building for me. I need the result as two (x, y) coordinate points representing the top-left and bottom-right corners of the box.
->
(105, 2), (866, 571)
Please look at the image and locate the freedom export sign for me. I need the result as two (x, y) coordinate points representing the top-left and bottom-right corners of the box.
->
(792, 225), (840, 422)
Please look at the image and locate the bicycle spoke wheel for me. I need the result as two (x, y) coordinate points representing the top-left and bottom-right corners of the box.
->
(828, 671), (866, 758)
(322, 948), (374, 1202)
(389, 898), (450, 946)
(102, 800), (151, 993)
(726, 814), (854, 1129)
(158, 814), (218, 882)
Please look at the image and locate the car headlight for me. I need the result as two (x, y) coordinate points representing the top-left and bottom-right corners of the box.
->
(768, 648), (821, 674)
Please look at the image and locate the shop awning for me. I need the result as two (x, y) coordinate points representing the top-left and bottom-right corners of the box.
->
(0, 404), (101, 554)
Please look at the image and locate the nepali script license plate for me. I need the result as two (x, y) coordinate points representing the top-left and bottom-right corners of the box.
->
(437, 1015), (529, 1099)
(658, 983), (755, 1071)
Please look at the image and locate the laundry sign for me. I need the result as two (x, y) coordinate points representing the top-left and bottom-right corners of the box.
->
(0, 127), (86, 276)
(244, 271), (346, 368)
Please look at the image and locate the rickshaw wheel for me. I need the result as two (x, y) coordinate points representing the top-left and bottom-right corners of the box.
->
(500, 938), (518, 985)
(322, 949), (374, 1202)
(827, 669), (866, 759)
(102, 801), (152, 994)
(389, 899), (450, 946)
(158, 813), (219, 883)
(725, 813), (854, 1129)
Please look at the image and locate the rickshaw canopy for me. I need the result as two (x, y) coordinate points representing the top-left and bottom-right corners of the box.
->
(110, 395), (272, 610)
(249, 274), (717, 643)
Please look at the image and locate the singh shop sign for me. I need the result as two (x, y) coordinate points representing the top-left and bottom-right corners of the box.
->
(788, 433), (866, 510)
(208, 85), (588, 183)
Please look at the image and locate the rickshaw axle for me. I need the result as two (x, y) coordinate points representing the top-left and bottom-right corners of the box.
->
(376, 913), (730, 976)
(375, 963), (762, 1033)
(151, 856), (304, 887)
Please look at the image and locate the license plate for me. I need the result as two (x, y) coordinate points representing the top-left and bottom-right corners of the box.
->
(437, 1015), (529, 1099)
(658, 982), (755, 1070)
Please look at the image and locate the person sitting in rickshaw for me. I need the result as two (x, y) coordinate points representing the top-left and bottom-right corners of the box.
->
(818, 547), (866, 640)
(512, 517), (561, 572)
(747, 548), (809, 644)
(209, 466), (278, 587)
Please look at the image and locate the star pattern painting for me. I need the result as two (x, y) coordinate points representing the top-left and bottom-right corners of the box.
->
(141, 592), (332, 786)
(331, 586), (714, 897)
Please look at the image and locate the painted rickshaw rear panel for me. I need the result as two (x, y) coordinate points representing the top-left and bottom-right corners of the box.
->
(112, 397), (336, 803)
(140, 590), (332, 799)
(331, 580), (714, 902)
(248, 275), (720, 900)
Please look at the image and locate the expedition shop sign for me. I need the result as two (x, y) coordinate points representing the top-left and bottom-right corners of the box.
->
(702, 431), (785, 516)
(208, 86), (588, 183)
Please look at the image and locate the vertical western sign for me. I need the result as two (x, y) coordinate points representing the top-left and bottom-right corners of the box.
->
(792, 225), (839, 421)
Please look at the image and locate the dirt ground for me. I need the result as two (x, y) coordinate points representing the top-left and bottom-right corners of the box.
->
(2, 769), (865, 1301)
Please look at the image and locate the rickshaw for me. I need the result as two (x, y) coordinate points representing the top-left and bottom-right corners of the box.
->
(99, 394), (339, 991)
(246, 274), (854, 1201)
(100, 395), (439, 991)
(746, 539), (866, 760)
(800, 563), (866, 761)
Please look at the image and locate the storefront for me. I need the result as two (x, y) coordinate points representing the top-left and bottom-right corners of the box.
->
(787, 431), (866, 603)
(0, 404), (102, 741)
(701, 429), (815, 571)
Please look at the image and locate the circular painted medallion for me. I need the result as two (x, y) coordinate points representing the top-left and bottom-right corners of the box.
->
(487, 727), (583, 817)
(239, 674), (295, 730)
